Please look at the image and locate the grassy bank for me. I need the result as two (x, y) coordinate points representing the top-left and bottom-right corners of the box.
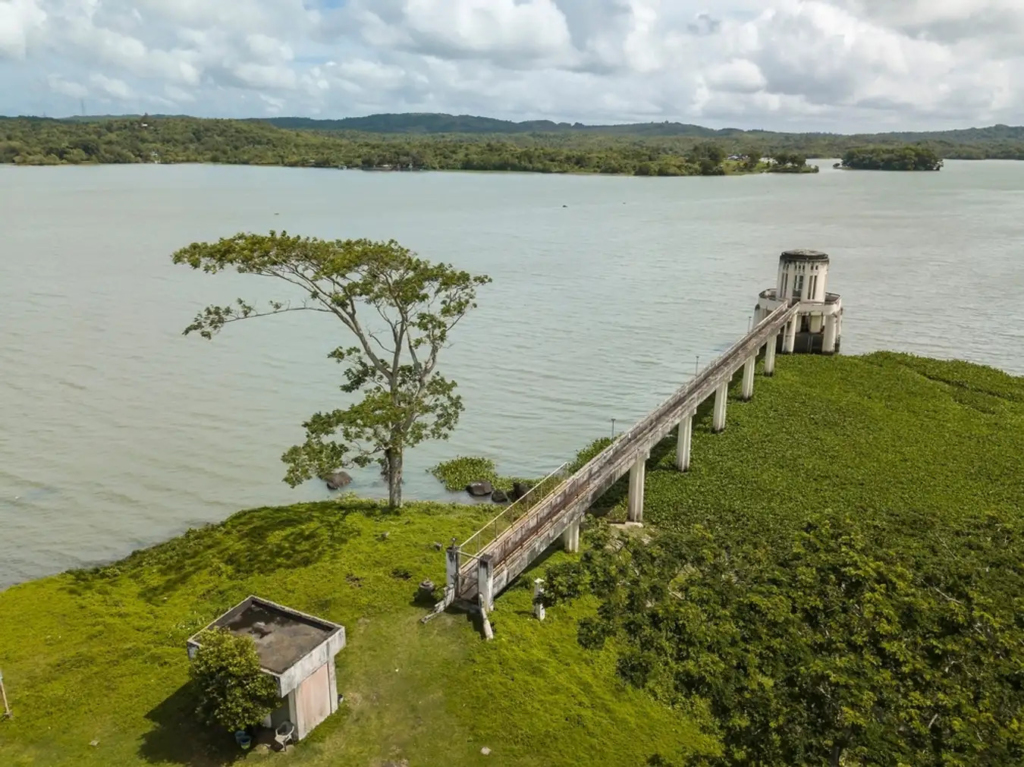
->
(2, 352), (1022, 766)
(0, 499), (708, 766)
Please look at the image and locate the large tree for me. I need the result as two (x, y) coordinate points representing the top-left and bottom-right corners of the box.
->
(173, 232), (490, 507)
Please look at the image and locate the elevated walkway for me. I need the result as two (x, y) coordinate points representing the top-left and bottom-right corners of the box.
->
(441, 301), (801, 608)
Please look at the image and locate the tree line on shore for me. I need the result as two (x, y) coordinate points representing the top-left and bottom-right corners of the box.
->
(0, 115), (926, 176)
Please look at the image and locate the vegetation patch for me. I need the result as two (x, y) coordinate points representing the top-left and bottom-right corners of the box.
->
(840, 145), (943, 170)
(430, 455), (500, 491)
(2, 353), (1022, 766)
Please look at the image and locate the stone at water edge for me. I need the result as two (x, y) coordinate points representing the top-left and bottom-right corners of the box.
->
(491, 489), (508, 503)
(466, 481), (494, 497)
(323, 471), (352, 491)
(510, 481), (531, 501)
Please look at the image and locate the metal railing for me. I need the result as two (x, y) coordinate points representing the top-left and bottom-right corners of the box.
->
(458, 462), (572, 562)
(455, 302), (799, 589)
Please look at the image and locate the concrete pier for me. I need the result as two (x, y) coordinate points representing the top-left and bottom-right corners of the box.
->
(764, 334), (778, 376)
(561, 520), (580, 553)
(742, 356), (756, 401)
(713, 382), (728, 433)
(783, 317), (797, 354)
(627, 452), (648, 523)
(477, 554), (495, 612)
(676, 412), (693, 472)
(823, 314), (838, 354)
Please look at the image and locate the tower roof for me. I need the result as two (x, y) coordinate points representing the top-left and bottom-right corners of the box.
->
(780, 249), (829, 263)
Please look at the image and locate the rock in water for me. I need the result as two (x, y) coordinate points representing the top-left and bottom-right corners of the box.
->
(466, 481), (494, 497)
(323, 471), (352, 491)
(491, 489), (508, 503)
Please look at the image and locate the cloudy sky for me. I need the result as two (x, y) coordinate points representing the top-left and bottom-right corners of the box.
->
(1, 0), (1021, 131)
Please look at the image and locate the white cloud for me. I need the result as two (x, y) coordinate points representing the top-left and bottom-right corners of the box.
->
(0, 0), (46, 59)
(4, 0), (1024, 131)
(89, 72), (132, 100)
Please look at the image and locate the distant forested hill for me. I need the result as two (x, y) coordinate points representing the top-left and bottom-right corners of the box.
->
(259, 114), (1024, 159)
(2, 113), (1024, 169)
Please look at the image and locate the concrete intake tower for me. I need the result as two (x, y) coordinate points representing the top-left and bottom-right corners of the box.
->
(755, 249), (843, 355)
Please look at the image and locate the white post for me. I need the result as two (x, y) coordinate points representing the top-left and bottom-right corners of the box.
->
(627, 452), (647, 523)
(764, 335), (778, 376)
(741, 356), (756, 401)
(783, 315), (798, 354)
(477, 554), (495, 612)
(676, 412), (693, 472)
(713, 382), (728, 433)
(533, 579), (546, 621)
(823, 314), (838, 354)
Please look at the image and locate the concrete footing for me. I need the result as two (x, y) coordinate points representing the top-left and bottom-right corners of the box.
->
(741, 356), (756, 401)
(824, 314), (838, 354)
(477, 554), (495, 612)
(764, 334), (778, 376)
(627, 452), (648, 523)
(782, 317), (797, 354)
(713, 382), (728, 433)
(561, 520), (580, 553)
(676, 412), (693, 472)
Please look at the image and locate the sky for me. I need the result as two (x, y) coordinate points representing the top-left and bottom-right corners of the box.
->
(1, 0), (1022, 132)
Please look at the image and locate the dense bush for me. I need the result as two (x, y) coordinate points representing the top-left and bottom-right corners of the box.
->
(189, 629), (280, 733)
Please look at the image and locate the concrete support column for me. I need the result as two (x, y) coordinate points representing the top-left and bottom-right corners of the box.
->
(561, 520), (580, 553)
(783, 315), (798, 354)
(823, 314), (838, 354)
(533, 579), (546, 621)
(445, 545), (461, 593)
(741, 356), (756, 401)
(676, 412), (694, 472)
(627, 452), (648, 523)
(713, 382), (729, 433)
(477, 554), (495, 612)
(764, 334), (778, 376)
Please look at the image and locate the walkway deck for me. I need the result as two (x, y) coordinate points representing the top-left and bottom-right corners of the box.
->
(447, 301), (801, 605)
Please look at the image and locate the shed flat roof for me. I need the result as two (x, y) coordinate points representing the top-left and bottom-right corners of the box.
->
(207, 597), (340, 674)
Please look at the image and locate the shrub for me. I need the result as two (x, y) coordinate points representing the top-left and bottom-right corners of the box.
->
(189, 628), (280, 732)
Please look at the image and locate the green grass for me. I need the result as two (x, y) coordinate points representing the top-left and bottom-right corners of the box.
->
(596, 352), (1024, 558)
(2, 352), (1021, 766)
(0, 499), (704, 766)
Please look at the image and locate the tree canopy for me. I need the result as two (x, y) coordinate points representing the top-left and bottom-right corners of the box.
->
(173, 232), (490, 507)
(842, 145), (943, 171)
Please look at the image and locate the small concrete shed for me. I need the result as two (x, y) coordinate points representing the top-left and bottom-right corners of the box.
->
(187, 596), (345, 741)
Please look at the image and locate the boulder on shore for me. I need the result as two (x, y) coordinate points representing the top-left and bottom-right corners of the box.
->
(510, 481), (531, 501)
(323, 471), (353, 491)
(491, 489), (509, 503)
(466, 481), (494, 497)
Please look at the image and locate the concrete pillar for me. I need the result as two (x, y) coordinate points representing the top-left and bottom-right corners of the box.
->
(562, 519), (580, 553)
(675, 412), (693, 472)
(741, 356), (756, 401)
(627, 452), (647, 523)
(477, 554), (495, 612)
(823, 314), (838, 354)
(783, 315), (798, 354)
(713, 382), (728, 433)
(764, 334), (778, 376)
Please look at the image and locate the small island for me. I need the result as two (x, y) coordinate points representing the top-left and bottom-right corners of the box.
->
(837, 145), (943, 171)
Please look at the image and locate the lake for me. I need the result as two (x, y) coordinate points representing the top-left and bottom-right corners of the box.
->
(2, 160), (1023, 588)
